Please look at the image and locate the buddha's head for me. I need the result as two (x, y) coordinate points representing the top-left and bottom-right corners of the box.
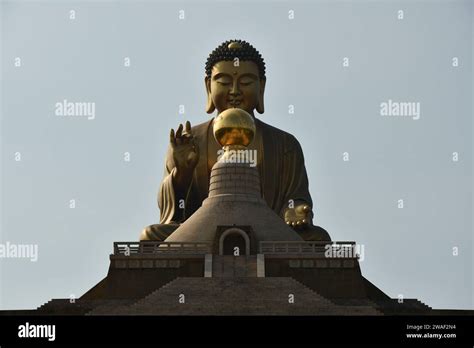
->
(205, 40), (266, 116)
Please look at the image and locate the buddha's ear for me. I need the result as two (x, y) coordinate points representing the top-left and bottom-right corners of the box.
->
(205, 76), (215, 114)
(256, 78), (266, 114)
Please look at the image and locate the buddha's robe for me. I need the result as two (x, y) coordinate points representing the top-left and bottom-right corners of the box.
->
(142, 117), (330, 241)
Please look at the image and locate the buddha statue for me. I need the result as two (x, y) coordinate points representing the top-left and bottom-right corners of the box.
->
(140, 39), (330, 242)
(163, 107), (304, 251)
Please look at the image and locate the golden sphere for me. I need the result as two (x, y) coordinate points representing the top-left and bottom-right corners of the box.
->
(213, 108), (256, 147)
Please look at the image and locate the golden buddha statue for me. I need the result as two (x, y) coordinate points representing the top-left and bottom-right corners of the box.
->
(140, 40), (330, 242)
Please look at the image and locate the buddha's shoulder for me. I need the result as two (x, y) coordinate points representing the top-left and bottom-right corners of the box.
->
(256, 119), (300, 145)
(190, 119), (213, 138)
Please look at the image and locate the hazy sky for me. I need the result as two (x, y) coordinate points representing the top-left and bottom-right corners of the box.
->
(1, 0), (472, 310)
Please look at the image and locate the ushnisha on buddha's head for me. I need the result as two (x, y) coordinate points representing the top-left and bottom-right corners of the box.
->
(205, 40), (266, 117)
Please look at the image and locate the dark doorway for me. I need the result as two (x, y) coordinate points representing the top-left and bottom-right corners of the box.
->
(222, 233), (246, 256)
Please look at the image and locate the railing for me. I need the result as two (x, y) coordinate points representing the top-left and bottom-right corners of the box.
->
(259, 241), (356, 255)
(113, 241), (212, 255)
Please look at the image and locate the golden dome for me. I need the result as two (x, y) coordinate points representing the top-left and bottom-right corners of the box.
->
(213, 108), (256, 147)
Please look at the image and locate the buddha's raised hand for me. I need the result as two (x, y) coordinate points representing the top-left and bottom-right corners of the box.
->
(284, 204), (312, 229)
(170, 121), (199, 189)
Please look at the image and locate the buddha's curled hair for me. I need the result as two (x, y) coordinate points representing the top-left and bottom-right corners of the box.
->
(205, 39), (266, 79)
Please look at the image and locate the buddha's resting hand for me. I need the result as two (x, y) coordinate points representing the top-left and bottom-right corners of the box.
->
(284, 204), (312, 229)
(170, 121), (199, 189)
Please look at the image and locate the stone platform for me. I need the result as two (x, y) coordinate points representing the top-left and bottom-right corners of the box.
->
(87, 277), (381, 316)
(5, 241), (446, 316)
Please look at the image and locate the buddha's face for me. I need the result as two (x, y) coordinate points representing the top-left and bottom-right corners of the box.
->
(205, 61), (265, 115)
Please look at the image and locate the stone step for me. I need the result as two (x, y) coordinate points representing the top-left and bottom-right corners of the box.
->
(89, 277), (381, 316)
